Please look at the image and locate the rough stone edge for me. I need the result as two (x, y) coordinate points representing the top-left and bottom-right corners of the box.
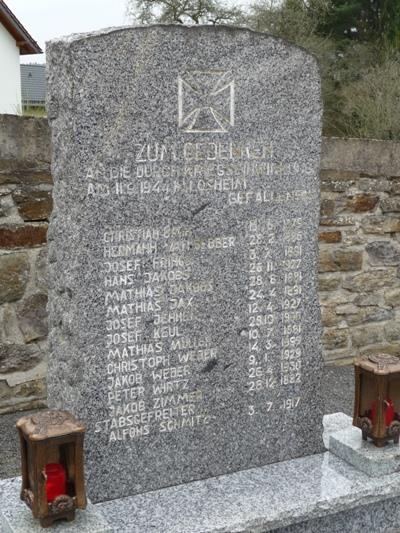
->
(322, 412), (352, 447)
(44, 24), (320, 68)
(45, 33), (82, 415)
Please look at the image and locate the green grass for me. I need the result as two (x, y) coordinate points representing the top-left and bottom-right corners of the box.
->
(22, 106), (47, 118)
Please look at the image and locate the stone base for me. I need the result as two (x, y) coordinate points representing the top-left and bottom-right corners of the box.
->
(2, 414), (400, 532)
(94, 450), (400, 532)
(0, 478), (111, 533)
(326, 413), (400, 477)
(322, 411), (353, 447)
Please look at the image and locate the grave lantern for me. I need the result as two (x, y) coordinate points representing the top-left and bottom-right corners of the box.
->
(353, 354), (400, 447)
(16, 410), (87, 528)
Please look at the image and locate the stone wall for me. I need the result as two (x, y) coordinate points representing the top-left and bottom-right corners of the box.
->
(0, 115), (51, 413)
(1, 115), (400, 413)
(319, 138), (400, 364)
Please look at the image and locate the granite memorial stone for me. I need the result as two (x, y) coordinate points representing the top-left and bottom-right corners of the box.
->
(46, 25), (323, 502)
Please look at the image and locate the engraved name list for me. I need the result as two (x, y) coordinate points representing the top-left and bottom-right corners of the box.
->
(47, 26), (323, 502)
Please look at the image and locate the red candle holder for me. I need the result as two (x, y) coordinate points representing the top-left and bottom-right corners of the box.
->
(16, 410), (87, 528)
(354, 354), (400, 447)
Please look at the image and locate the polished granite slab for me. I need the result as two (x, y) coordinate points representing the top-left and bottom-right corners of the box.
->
(271, 499), (400, 533)
(327, 414), (400, 477)
(0, 478), (111, 533)
(2, 413), (399, 532)
(96, 450), (400, 532)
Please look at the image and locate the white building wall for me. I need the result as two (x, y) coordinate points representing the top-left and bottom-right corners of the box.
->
(0, 23), (21, 114)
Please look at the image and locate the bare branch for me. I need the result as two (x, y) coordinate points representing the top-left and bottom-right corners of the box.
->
(126, 0), (245, 26)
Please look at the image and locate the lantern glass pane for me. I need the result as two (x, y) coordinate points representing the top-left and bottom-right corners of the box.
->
(47, 445), (61, 464)
(60, 443), (76, 497)
(359, 372), (376, 418)
(26, 444), (34, 490)
(388, 377), (400, 416)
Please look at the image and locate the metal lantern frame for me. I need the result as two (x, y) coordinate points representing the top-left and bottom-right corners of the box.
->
(353, 354), (400, 447)
(16, 410), (87, 528)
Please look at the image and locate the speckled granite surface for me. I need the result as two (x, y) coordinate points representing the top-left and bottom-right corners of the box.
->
(272, 499), (400, 533)
(93, 449), (400, 532)
(0, 365), (354, 483)
(46, 24), (325, 502)
(322, 411), (353, 448)
(2, 407), (399, 532)
(2, 453), (399, 533)
(328, 416), (400, 477)
(0, 478), (111, 533)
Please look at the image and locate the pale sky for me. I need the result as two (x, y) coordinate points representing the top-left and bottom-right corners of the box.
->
(6, 0), (251, 64)
(6, 0), (129, 64)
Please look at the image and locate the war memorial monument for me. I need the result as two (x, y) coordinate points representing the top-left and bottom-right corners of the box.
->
(1, 25), (400, 533)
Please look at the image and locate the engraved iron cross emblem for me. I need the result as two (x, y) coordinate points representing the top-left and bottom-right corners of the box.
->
(178, 70), (235, 133)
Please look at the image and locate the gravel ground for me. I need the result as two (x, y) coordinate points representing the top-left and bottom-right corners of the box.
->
(0, 365), (354, 481)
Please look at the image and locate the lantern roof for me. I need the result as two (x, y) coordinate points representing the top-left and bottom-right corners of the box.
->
(355, 354), (400, 375)
(16, 410), (85, 441)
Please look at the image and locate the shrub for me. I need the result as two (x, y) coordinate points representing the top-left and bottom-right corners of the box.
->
(340, 56), (400, 140)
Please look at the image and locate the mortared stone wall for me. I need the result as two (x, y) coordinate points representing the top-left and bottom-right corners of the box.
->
(1, 115), (400, 413)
